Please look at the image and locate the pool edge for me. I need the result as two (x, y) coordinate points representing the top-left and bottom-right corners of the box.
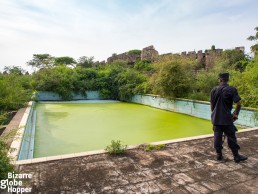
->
(14, 126), (258, 165)
(8, 101), (34, 162)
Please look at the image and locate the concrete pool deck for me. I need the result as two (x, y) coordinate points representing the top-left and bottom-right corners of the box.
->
(17, 128), (258, 194)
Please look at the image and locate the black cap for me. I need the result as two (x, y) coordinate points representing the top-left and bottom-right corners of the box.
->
(219, 73), (229, 79)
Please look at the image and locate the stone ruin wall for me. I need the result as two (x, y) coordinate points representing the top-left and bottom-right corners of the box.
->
(158, 47), (244, 70)
(180, 47), (244, 70)
(107, 52), (141, 64)
(141, 45), (159, 62)
(106, 45), (159, 64)
(106, 45), (245, 70)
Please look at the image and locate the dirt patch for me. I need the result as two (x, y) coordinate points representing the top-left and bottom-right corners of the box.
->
(119, 164), (139, 173)
(79, 167), (109, 183)
(125, 151), (143, 162)
(149, 157), (165, 169)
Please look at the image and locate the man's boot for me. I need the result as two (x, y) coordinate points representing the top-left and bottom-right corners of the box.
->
(233, 150), (248, 163)
(216, 152), (223, 161)
(234, 154), (248, 163)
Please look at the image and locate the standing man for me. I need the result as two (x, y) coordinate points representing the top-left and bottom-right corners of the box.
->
(210, 73), (248, 163)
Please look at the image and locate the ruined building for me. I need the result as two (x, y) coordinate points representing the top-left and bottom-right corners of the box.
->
(106, 45), (244, 70)
(141, 45), (159, 62)
(107, 45), (159, 64)
(107, 52), (141, 64)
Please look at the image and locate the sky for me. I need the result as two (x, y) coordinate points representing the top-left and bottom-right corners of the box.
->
(0, 0), (257, 71)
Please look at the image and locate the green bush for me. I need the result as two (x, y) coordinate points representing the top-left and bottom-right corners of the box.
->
(216, 49), (248, 72)
(128, 49), (141, 55)
(116, 69), (147, 101)
(134, 60), (152, 71)
(189, 71), (218, 101)
(231, 62), (258, 107)
(150, 55), (195, 98)
(145, 144), (165, 151)
(33, 66), (78, 100)
(0, 74), (32, 111)
(105, 140), (127, 155)
(0, 111), (17, 126)
(0, 112), (8, 125)
(95, 67), (124, 100)
(0, 139), (15, 180)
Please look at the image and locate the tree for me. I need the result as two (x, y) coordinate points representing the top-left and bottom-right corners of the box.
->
(3, 66), (26, 75)
(150, 56), (195, 98)
(0, 73), (32, 110)
(74, 67), (99, 94)
(134, 60), (152, 71)
(77, 56), (94, 68)
(33, 66), (77, 100)
(54, 56), (77, 67)
(247, 26), (258, 53)
(96, 62), (126, 100)
(216, 49), (248, 72)
(190, 71), (218, 101)
(27, 54), (54, 69)
(211, 45), (216, 51)
(116, 69), (147, 101)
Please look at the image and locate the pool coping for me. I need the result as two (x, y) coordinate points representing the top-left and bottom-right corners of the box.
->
(8, 101), (33, 162)
(14, 126), (258, 165)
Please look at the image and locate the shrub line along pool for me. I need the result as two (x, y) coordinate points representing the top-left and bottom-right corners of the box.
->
(8, 99), (257, 164)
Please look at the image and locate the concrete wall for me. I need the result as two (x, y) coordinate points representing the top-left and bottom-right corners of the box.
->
(18, 102), (36, 160)
(131, 94), (257, 127)
(35, 91), (101, 101)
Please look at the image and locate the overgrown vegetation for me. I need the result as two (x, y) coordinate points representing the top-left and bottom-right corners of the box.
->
(0, 72), (32, 111)
(134, 60), (153, 71)
(128, 49), (141, 55)
(150, 55), (195, 98)
(0, 139), (15, 180)
(1, 48), (258, 107)
(0, 112), (8, 125)
(145, 144), (165, 151)
(0, 68), (33, 126)
(105, 140), (127, 155)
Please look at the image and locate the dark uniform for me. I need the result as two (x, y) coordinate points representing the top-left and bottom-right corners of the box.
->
(210, 82), (241, 156)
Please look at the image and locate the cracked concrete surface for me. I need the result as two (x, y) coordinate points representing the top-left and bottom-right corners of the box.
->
(16, 129), (258, 194)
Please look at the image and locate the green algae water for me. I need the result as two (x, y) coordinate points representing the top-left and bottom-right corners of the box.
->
(34, 102), (213, 158)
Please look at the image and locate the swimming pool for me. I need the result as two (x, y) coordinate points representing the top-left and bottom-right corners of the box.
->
(32, 101), (213, 158)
